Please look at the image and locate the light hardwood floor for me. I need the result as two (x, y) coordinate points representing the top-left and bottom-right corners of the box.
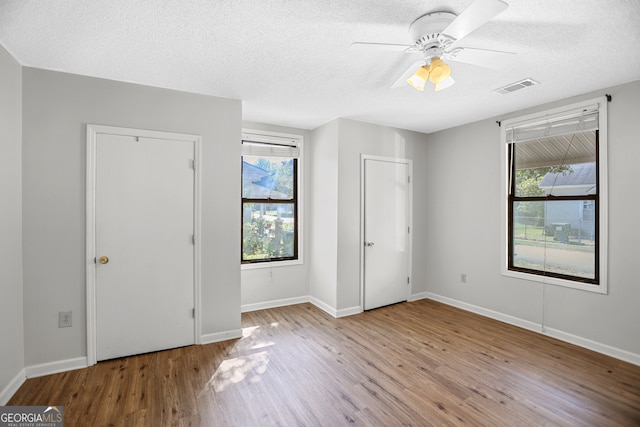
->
(9, 300), (640, 426)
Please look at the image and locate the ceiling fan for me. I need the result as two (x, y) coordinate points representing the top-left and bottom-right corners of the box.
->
(350, 0), (514, 91)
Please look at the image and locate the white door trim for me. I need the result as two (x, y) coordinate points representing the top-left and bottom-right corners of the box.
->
(360, 154), (413, 312)
(86, 124), (202, 366)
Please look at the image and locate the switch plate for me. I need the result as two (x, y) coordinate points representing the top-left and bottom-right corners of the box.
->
(59, 311), (72, 328)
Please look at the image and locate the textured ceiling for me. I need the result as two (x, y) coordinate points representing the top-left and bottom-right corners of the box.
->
(1, 0), (639, 133)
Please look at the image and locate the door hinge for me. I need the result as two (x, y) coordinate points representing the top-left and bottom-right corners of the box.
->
(192, 234), (195, 245)
(191, 159), (196, 170)
(407, 277), (410, 284)
(192, 308), (195, 318)
(408, 226), (410, 234)
(408, 175), (411, 184)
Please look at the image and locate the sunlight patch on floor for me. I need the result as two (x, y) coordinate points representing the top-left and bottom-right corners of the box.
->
(198, 323), (280, 394)
(200, 350), (270, 394)
(240, 325), (275, 350)
(242, 325), (260, 337)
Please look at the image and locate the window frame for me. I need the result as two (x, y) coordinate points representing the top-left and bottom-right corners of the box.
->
(500, 97), (608, 294)
(241, 129), (303, 269)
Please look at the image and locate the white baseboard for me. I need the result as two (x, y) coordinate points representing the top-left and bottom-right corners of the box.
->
(242, 295), (363, 319)
(309, 296), (337, 317)
(0, 368), (26, 405)
(426, 293), (541, 333)
(307, 297), (361, 318)
(25, 357), (88, 379)
(241, 296), (310, 313)
(200, 329), (243, 345)
(336, 306), (362, 318)
(544, 327), (640, 366)
(426, 292), (640, 366)
(409, 292), (428, 302)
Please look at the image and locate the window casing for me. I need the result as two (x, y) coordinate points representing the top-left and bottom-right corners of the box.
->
(501, 97), (608, 293)
(241, 131), (302, 266)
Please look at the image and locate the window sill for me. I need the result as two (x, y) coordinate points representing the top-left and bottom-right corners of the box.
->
(241, 258), (304, 270)
(501, 268), (607, 294)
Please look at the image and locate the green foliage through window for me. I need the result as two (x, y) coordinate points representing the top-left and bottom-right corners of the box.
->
(242, 152), (298, 263)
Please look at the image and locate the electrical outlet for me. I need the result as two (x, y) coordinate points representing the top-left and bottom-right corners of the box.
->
(59, 311), (72, 328)
(461, 273), (467, 283)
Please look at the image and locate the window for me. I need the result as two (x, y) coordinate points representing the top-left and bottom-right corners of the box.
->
(501, 97), (608, 293)
(241, 131), (302, 265)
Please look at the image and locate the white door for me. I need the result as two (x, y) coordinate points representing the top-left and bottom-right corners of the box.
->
(363, 158), (410, 310)
(95, 133), (195, 361)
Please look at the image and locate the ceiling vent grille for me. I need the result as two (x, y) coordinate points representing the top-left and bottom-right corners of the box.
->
(494, 78), (539, 94)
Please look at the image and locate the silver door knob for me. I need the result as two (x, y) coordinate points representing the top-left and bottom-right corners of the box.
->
(364, 242), (375, 247)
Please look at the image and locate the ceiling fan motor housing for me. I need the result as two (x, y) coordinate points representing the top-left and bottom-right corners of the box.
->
(409, 12), (456, 55)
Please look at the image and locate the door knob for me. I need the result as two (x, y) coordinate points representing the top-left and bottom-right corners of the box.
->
(98, 256), (110, 264)
(364, 241), (375, 247)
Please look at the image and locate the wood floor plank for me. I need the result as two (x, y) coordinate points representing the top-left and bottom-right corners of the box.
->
(8, 300), (640, 426)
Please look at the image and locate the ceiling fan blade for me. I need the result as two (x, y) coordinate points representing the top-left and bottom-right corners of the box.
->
(391, 60), (424, 88)
(442, 0), (508, 42)
(448, 47), (515, 69)
(349, 42), (416, 52)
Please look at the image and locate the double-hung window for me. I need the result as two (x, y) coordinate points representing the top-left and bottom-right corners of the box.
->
(241, 130), (302, 265)
(501, 97), (608, 293)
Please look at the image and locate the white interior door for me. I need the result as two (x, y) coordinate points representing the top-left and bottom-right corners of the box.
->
(95, 133), (195, 361)
(363, 158), (410, 310)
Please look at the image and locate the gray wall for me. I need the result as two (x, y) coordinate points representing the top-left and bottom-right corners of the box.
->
(308, 120), (339, 309)
(336, 119), (429, 310)
(309, 118), (429, 313)
(21, 68), (242, 367)
(0, 45), (24, 403)
(425, 80), (640, 357)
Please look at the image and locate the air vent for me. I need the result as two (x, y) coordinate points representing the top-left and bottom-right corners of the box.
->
(494, 78), (539, 94)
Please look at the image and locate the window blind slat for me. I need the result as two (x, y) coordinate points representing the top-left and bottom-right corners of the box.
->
(242, 141), (300, 158)
(506, 108), (599, 144)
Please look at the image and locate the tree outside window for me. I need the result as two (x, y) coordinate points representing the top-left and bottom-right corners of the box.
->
(241, 141), (299, 264)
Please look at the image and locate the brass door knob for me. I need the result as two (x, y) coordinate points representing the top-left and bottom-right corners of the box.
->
(99, 256), (109, 264)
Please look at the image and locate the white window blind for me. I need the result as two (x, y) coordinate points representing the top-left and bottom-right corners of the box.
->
(242, 133), (300, 158)
(505, 105), (599, 144)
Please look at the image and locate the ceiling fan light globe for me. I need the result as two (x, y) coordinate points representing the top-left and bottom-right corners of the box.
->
(428, 57), (451, 84)
(435, 76), (455, 91)
(407, 65), (430, 91)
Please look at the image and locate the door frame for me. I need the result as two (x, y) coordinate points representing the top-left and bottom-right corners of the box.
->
(360, 154), (413, 312)
(86, 124), (202, 366)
